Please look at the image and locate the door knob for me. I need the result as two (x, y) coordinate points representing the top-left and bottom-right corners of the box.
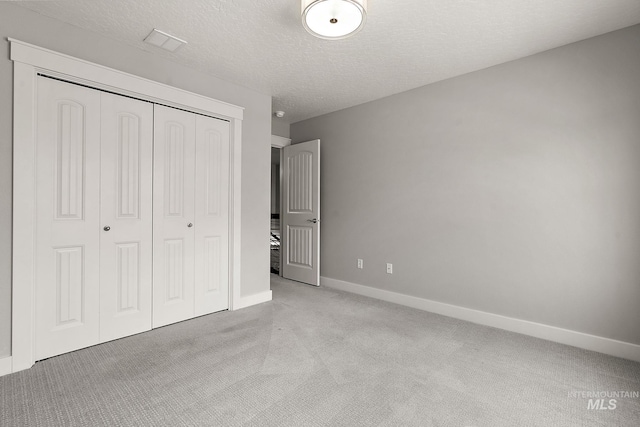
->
(307, 218), (320, 224)
(187, 223), (193, 228)
(103, 226), (111, 231)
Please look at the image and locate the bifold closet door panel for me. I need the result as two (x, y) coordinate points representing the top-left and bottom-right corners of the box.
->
(153, 105), (196, 328)
(99, 93), (154, 342)
(35, 77), (101, 360)
(194, 115), (230, 316)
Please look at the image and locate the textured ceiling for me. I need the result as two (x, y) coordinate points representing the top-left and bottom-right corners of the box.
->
(13, 0), (640, 123)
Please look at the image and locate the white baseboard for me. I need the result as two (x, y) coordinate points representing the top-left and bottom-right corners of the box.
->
(321, 277), (640, 363)
(0, 356), (12, 377)
(234, 290), (273, 310)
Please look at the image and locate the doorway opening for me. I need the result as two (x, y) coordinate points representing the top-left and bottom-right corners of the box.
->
(270, 146), (281, 275)
(270, 138), (320, 286)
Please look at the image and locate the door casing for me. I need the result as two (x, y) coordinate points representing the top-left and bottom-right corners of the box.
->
(271, 135), (292, 277)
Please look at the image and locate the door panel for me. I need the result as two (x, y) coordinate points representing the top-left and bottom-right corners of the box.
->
(99, 92), (153, 342)
(287, 226), (314, 268)
(194, 115), (230, 315)
(153, 105), (196, 328)
(53, 247), (84, 326)
(282, 140), (320, 286)
(35, 77), (101, 360)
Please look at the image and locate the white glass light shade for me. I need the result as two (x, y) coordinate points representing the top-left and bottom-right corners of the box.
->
(301, 0), (367, 40)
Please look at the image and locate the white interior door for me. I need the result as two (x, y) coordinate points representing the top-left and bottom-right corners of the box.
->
(194, 115), (230, 316)
(35, 77), (101, 360)
(153, 105), (196, 328)
(99, 93), (153, 342)
(282, 139), (320, 286)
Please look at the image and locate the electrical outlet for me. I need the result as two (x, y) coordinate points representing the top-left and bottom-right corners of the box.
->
(357, 259), (363, 269)
(386, 263), (393, 274)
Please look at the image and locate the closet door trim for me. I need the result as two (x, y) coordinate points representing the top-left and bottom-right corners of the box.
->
(10, 39), (244, 374)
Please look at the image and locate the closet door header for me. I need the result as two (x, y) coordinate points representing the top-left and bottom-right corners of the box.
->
(10, 38), (244, 120)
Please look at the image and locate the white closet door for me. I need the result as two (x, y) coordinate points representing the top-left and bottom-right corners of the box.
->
(153, 105), (196, 328)
(194, 115), (230, 316)
(35, 77), (101, 360)
(99, 93), (153, 342)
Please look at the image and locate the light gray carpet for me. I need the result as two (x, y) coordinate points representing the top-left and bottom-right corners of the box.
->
(2, 275), (639, 426)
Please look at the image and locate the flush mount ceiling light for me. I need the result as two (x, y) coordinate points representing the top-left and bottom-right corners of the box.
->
(301, 0), (367, 40)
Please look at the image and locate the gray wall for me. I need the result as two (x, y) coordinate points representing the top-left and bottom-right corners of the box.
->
(271, 118), (290, 138)
(0, 3), (272, 358)
(291, 25), (640, 345)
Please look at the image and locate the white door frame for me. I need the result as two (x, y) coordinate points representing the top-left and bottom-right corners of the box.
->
(270, 135), (291, 149)
(10, 39), (244, 373)
(270, 135), (291, 276)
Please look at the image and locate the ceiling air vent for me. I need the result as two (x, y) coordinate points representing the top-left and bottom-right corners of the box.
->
(143, 29), (187, 52)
